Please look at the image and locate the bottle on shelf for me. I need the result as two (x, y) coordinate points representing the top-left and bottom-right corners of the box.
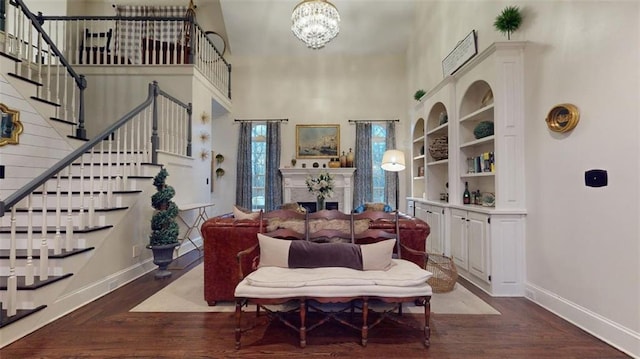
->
(340, 151), (347, 167)
(463, 181), (471, 205)
(346, 148), (354, 167)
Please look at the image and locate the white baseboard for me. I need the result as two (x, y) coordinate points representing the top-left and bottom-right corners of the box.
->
(526, 282), (639, 358)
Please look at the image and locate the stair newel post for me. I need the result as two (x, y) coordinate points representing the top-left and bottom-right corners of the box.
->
(66, 165), (74, 249)
(151, 81), (160, 165)
(76, 75), (87, 139)
(39, 182), (49, 281)
(186, 102), (192, 157)
(228, 63), (232, 100)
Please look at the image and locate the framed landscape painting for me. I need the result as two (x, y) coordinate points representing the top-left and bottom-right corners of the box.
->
(296, 124), (340, 159)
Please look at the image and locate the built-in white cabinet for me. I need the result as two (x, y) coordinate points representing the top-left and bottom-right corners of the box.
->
(415, 202), (445, 256)
(450, 209), (489, 283)
(407, 42), (527, 297)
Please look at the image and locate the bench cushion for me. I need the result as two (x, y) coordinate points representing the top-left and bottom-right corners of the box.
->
(258, 234), (395, 271)
(245, 258), (432, 288)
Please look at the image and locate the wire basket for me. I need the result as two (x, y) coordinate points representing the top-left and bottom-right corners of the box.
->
(426, 253), (458, 293)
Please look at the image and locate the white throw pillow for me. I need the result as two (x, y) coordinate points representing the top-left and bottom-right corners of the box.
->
(257, 233), (291, 268)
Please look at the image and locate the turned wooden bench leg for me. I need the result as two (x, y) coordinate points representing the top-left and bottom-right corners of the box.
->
(299, 299), (307, 348)
(235, 300), (242, 349)
(424, 296), (431, 347)
(361, 297), (369, 347)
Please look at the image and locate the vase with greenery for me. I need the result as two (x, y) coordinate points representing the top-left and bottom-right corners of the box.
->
(148, 168), (180, 278)
(305, 172), (334, 212)
(494, 6), (523, 40)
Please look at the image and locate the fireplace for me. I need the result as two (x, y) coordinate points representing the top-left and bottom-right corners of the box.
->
(298, 201), (339, 213)
(280, 168), (356, 213)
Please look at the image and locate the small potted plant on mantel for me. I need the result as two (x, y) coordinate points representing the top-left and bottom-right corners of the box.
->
(148, 168), (180, 279)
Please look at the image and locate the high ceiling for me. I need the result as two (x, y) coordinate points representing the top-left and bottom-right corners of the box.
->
(219, 0), (417, 56)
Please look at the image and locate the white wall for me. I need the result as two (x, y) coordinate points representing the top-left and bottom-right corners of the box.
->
(407, 1), (639, 356)
(211, 53), (409, 213)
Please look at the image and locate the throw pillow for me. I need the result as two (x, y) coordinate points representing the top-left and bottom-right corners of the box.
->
(233, 205), (260, 220)
(257, 233), (395, 271)
(364, 202), (386, 212)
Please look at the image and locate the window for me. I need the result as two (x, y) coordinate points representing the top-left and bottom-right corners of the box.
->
(0, 1), (5, 32)
(251, 123), (266, 210)
(371, 124), (387, 203)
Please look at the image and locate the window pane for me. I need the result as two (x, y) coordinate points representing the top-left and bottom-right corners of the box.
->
(371, 124), (387, 203)
(251, 124), (266, 210)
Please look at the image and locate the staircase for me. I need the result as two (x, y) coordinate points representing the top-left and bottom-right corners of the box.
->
(0, 57), (199, 352)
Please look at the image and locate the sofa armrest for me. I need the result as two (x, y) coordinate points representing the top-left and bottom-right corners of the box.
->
(237, 244), (260, 280)
(399, 242), (429, 268)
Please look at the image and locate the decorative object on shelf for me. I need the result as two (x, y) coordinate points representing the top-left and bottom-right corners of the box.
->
(0, 103), (23, 146)
(215, 168), (225, 178)
(426, 253), (458, 293)
(418, 166), (425, 177)
(340, 151), (347, 167)
(481, 89), (494, 107)
(200, 111), (210, 124)
(545, 103), (580, 133)
(328, 158), (341, 168)
(346, 147), (354, 167)
(463, 181), (471, 205)
(442, 30), (477, 76)
(296, 124), (340, 158)
(473, 121), (494, 139)
(428, 136), (448, 161)
(215, 153), (224, 164)
(199, 131), (210, 143)
(291, 0), (340, 50)
(438, 112), (448, 125)
(302, 163), (307, 168)
(414, 89), (426, 101)
(312, 162), (319, 168)
(148, 168), (180, 279)
(482, 192), (496, 207)
(291, 158), (297, 167)
(200, 149), (210, 160)
(305, 171), (334, 211)
(494, 5), (522, 40)
(420, 145), (425, 155)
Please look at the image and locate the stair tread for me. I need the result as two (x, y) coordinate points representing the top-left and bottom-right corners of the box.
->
(0, 305), (46, 329)
(70, 162), (158, 166)
(32, 190), (143, 195)
(0, 273), (73, 290)
(0, 247), (95, 259)
(56, 175), (152, 179)
(13, 206), (128, 212)
(0, 225), (113, 234)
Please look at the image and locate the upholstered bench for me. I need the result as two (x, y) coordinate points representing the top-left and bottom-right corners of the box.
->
(234, 234), (433, 349)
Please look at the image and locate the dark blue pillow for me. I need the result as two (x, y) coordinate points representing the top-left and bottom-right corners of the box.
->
(353, 204), (365, 213)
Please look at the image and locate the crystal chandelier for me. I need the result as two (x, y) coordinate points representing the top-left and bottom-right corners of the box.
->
(291, 0), (340, 49)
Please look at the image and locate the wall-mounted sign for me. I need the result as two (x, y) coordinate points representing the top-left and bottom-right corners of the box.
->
(442, 30), (478, 77)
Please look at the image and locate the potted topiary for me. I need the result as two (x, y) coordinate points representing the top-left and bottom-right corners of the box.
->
(494, 5), (523, 40)
(148, 168), (180, 279)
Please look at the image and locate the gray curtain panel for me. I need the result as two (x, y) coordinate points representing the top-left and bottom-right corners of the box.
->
(384, 121), (398, 209)
(353, 122), (372, 208)
(264, 122), (282, 211)
(236, 122), (252, 209)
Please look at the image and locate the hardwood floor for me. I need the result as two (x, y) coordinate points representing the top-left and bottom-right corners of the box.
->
(0, 251), (630, 359)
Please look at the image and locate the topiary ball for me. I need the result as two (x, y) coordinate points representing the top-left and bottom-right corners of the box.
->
(473, 121), (494, 139)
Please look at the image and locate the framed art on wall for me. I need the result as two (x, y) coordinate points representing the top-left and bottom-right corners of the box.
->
(0, 103), (23, 146)
(296, 124), (340, 159)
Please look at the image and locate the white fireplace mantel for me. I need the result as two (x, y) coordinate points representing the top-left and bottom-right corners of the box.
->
(280, 167), (356, 213)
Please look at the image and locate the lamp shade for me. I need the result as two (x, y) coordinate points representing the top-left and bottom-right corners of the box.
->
(381, 150), (406, 172)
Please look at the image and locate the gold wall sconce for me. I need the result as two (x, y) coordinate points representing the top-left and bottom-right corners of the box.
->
(546, 104), (580, 133)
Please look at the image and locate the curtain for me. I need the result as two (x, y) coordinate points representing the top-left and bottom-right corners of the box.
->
(264, 122), (282, 211)
(115, 5), (187, 64)
(235, 122), (252, 209)
(353, 122), (372, 208)
(384, 121), (398, 209)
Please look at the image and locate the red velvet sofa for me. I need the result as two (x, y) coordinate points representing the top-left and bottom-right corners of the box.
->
(201, 210), (430, 306)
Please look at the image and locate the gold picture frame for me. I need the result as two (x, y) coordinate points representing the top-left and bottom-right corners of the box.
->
(545, 103), (579, 133)
(296, 124), (340, 159)
(0, 103), (23, 146)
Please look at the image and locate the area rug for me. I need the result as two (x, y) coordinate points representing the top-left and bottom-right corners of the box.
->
(131, 263), (500, 315)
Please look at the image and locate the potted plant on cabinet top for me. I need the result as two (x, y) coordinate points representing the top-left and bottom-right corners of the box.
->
(148, 168), (180, 279)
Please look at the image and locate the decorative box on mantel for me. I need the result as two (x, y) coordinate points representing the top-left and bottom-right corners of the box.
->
(280, 167), (356, 213)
